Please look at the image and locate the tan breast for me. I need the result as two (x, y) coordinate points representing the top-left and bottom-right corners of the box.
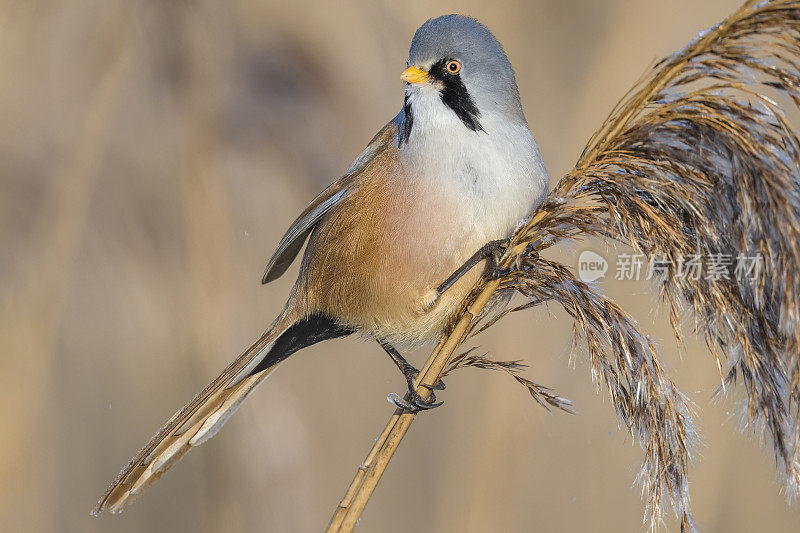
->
(294, 139), (486, 346)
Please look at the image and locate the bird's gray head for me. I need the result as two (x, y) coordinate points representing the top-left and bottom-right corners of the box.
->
(399, 15), (525, 143)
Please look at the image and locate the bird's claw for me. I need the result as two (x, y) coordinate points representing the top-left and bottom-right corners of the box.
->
(419, 379), (446, 391)
(388, 370), (445, 412)
(388, 390), (443, 412)
(492, 244), (538, 279)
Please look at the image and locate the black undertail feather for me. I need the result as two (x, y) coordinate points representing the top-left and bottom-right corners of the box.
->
(429, 58), (483, 132)
(248, 314), (355, 376)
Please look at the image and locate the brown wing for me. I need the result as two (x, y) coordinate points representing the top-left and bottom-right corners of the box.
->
(261, 117), (400, 283)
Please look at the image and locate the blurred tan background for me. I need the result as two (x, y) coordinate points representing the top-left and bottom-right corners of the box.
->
(2, 0), (799, 531)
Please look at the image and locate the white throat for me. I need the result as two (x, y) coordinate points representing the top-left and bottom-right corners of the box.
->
(399, 85), (549, 243)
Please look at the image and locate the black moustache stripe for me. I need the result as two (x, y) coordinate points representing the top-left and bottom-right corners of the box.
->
(399, 93), (413, 146)
(430, 58), (483, 132)
(399, 58), (483, 145)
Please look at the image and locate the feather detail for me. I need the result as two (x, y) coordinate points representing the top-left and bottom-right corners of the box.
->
(262, 119), (399, 284)
(93, 314), (295, 516)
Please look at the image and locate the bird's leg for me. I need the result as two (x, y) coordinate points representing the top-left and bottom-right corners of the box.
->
(430, 238), (538, 308)
(432, 239), (509, 302)
(428, 239), (535, 307)
(379, 340), (445, 412)
(428, 239), (540, 309)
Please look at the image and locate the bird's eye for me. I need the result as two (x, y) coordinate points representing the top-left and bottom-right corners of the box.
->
(446, 60), (461, 74)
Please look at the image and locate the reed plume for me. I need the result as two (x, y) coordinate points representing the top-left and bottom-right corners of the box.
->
(330, 1), (800, 531)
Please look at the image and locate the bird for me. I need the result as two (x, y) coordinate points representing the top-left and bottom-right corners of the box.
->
(94, 14), (549, 515)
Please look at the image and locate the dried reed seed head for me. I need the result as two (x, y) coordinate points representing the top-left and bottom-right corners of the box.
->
(454, 0), (800, 529)
(445, 348), (575, 413)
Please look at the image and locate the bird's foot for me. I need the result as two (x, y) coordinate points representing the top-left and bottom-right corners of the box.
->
(388, 390), (442, 412)
(490, 242), (538, 279)
(387, 368), (445, 412)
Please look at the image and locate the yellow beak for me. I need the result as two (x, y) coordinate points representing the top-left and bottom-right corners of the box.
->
(401, 66), (429, 84)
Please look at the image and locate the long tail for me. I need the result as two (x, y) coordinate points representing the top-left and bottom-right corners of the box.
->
(93, 312), (352, 515)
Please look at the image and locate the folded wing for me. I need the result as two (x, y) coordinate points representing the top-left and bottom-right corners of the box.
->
(262, 118), (400, 283)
